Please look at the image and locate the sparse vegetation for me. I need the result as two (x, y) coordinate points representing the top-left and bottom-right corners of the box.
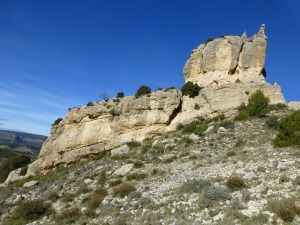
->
(181, 81), (201, 98)
(3, 199), (52, 225)
(273, 111), (300, 147)
(226, 175), (246, 191)
(113, 182), (136, 198)
(85, 187), (108, 210)
(268, 198), (300, 222)
(135, 85), (151, 98)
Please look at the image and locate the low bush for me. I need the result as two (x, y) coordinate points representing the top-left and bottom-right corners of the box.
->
(218, 120), (234, 130)
(85, 187), (108, 210)
(113, 182), (136, 198)
(203, 185), (231, 201)
(54, 207), (82, 224)
(273, 111), (300, 147)
(127, 141), (141, 149)
(181, 81), (201, 98)
(135, 85), (151, 98)
(226, 175), (246, 191)
(0, 155), (31, 183)
(180, 179), (211, 193)
(268, 198), (300, 222)
(116, 92), (124, 98)
(235, 90), (270, 121)
(126, 172), (147, 181)
(109, 109), (120, 117)
(181, 118), (208, 136)
(4, 199), (52, 225)
(87, 102), (94, 107)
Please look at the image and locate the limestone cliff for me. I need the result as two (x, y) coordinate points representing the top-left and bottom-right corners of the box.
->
(25, 25), (286, 176)
(183, 24), (267, 87)
(27, 89), (181, 174)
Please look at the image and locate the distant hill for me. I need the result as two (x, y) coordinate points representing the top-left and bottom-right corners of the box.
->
(0, 130), (47, 160)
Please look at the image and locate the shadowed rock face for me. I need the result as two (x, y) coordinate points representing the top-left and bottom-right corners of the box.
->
(183, 24), (267, 87)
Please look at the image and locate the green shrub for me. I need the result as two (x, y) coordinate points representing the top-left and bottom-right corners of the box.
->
(127, 141), (141, 149)
(203, 185), (231, 201)
(126, 172), (146, 181)
(113, 182), (136, 198)
(181, 118), (208, 136)
(0, 155), (31, 183)
(116, 92), (124, 98)
(219, 120), (234, 130)
(4, 199), (52, 225)
(135, 85), (151, 98)
(87, 102), (94, 106)
(180, 179), (211, 193)
(54, 207), (82, 224)
(226, 175), (246, 191)
(273, 111), (300, 147)
(109, 109), (120, 117)
(85, 187), (108, 209)
(181, 81), (201, 98)
(235, 90), (270, 121)
(268, 198), (300, 222)
(52, 117), (63, 126)
(194, 103), (200, 110)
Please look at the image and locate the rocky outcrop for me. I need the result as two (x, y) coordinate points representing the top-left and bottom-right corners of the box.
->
(288, 101), (300, 111)
(26, 25), (287, 176)
(167, 83), (286, 131)
(27, 89), (182, 174)
(183, 24), (267, 87)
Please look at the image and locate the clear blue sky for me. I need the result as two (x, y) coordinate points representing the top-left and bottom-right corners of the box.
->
(0, 0), (299, 136)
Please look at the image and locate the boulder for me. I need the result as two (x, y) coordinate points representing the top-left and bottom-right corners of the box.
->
(111, 144), (130, 157)
(113, 163), (134, 176)
(23, 180), (39, 187)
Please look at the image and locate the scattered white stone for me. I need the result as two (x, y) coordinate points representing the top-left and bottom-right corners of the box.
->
(152, 139), (160, 146)
(189, 133), (200, 140)
(84, 178), (93, 184)
(218, 127), (228, 133)
(244, 172), (256, 181)
(204, 126), (214, 134)
(277, 161), (294, 171)
(111, 144), (130, 156)
(113, 163), (134, 176)
(23, 180), (39, 187)
(236, 161), (245, 169)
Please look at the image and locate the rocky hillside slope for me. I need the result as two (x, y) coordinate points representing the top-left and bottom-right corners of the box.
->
(25, 25), (286, 175)
(0, 107), (300, 225)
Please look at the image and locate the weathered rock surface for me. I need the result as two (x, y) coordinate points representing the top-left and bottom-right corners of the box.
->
(27, 89), (182, 174)
(167, 83), (285, 131)
(183, 24), (267, 87)
(26, 25), (287, 176)
(288, 101), (300, 111)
